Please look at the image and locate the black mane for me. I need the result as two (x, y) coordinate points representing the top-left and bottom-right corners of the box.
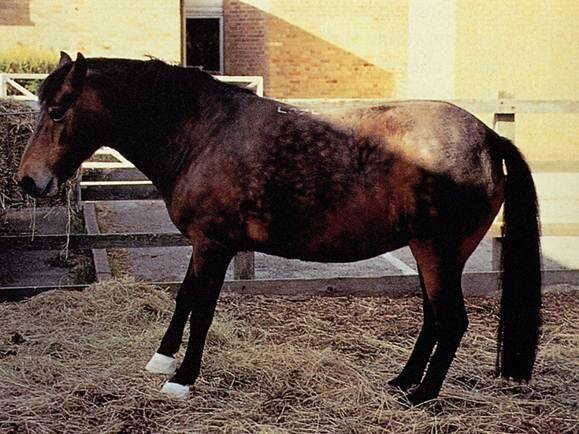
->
(39, 58), (255, 120)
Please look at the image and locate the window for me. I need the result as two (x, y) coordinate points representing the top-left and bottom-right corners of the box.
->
(183, 0), (223, 73)
(185, 18), (222, 72)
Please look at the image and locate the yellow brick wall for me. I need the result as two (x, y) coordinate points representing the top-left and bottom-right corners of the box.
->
(225, 0), (408, 98)
(224, 0), (578, 159)
(0, 0), (181, 62)
(224, 1), (269, 79)
(456, 0), (579, 160)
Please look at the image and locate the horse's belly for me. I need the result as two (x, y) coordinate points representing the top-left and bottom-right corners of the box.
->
(299, 236), (407, 262)
(258, 227), (407, 263)
(255, 197), (409, 262)
(305, 217), (408, 261)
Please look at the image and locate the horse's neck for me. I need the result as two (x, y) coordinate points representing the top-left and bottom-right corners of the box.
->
(111, 138), (177, 196)
(110, 111), (210, 196)
(111, 87), (250, 196)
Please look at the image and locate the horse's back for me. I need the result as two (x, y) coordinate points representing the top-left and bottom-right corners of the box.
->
(338, 100), (501, 188)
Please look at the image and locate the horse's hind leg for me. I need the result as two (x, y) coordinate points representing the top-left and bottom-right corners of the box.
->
(388, 268), (437, 390)
(403, 240), (468, 405)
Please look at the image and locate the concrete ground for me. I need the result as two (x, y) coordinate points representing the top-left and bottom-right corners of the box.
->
(0, 207), (88, 287)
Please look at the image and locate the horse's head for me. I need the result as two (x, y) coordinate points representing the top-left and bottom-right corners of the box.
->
(18, 52), (112, 197)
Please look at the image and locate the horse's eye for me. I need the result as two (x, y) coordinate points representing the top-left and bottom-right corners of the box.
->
(49, 107), (66, 122)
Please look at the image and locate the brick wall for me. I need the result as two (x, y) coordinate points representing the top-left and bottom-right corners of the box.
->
(455, 0), (579, 160)
(224, 0), (408, 99)
(224, 0), (268, 78)
(2, 0), (577, 160)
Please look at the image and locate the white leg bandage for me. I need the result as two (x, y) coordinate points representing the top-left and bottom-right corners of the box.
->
(161, 381), (190, 399)
(145, 352), (177, 375)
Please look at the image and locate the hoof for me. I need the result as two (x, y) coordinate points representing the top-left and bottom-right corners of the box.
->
(405, 388), (437, 406)
(161, 381), (190, 399)
(388, 375), (419, 392)
(145, 352), (177, 375)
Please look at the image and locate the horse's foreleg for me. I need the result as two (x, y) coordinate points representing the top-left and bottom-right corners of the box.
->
(148, 241), (233, 399)
(145, 258), (197, 376)
(388, 268), (437, 390)
(404, 241), (468, 405)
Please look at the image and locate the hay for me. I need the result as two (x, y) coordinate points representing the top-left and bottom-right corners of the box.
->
(0, 100), (77, 209)
(0, 280), (577, 433)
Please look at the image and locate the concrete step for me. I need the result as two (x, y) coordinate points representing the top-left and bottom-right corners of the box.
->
(82, 167), (148, 182)
(81, 181), (160, 201)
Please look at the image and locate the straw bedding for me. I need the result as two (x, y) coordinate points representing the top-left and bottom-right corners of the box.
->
(0, 280), (577, 433)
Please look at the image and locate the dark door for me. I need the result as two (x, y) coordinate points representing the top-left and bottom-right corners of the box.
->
(185, 18), (221, 72)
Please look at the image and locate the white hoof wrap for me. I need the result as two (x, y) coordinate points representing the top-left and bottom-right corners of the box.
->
(161, 381), (190, 399)
(145, 352), (177, 375)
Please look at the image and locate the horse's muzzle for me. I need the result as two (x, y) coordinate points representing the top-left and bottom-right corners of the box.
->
(18, 174), (58, 198)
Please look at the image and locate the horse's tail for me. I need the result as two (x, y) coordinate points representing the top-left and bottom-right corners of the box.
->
(495, 136), (542, 381)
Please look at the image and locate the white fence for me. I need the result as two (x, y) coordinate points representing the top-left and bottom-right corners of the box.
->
(0, 73), (42, 100)
(0, 72), (264, 100)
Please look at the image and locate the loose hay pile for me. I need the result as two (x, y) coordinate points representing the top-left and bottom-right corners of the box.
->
(0, 100), (77, 209)
(0, 280), (577, 433)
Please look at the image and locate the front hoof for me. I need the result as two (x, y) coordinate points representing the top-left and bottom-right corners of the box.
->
(161, 381), (190, 399)
(405, 387), (437, 406)
(145, 352), (177, 375)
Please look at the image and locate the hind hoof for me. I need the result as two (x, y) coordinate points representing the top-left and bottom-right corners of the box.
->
(145, 352), (177, 375)
(161, 381), (190, 399)
(405, 387), (437, 406)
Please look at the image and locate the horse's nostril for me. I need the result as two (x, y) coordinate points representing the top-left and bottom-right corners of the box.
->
(18, 175), (37, 195)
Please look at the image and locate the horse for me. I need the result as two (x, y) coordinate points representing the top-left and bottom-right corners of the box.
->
(17, 52), (541, 405)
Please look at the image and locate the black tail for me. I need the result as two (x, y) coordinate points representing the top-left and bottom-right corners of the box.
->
(495, 137), (542, 381)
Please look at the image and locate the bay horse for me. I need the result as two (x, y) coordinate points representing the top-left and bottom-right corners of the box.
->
(18, 52), (541, 405)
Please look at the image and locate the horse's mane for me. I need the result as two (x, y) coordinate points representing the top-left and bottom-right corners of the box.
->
(39, 58), (254, 122)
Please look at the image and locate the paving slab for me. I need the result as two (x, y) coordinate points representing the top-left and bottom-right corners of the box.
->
(1, 207), (72, 235)
(0, 207), (89, 287)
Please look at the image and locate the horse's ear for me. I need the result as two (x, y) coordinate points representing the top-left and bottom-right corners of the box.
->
(58, 51), (73, 67)
(63, 52), (87, 91)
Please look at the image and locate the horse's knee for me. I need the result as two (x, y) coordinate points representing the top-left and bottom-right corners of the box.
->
(451, 312), (469, 333)
(421, 315), (437, 336)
